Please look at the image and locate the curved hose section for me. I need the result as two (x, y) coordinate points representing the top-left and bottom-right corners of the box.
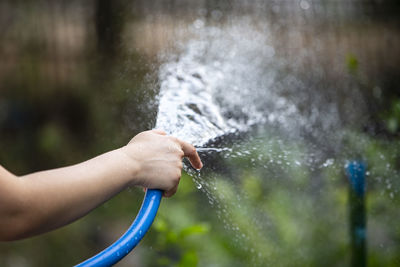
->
(75, 189), (163, 267)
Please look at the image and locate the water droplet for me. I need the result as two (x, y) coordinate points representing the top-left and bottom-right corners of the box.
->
(193, 19), (204, 29)
(299, 0), (310, 10)
(322, 158), (334, 168)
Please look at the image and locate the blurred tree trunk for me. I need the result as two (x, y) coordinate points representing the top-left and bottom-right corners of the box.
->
(95, 0), (128, 63)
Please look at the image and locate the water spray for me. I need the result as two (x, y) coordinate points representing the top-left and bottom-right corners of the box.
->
(74, 18), (340, 266)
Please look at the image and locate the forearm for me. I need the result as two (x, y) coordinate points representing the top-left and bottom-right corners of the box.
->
(0, 130), (202, 241)
(4, 148), (137, 240)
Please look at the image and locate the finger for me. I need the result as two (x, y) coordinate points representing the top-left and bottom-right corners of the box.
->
(163, 184), (178, 198)
(178, 140), (203, 169)
(152, 129), (167, 135)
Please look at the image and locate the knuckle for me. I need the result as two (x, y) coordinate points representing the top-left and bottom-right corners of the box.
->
(175, 171), (181, 181)
(177, 162), (183, 169)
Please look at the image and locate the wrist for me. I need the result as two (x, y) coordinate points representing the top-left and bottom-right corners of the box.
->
(114, 146), (141, 187)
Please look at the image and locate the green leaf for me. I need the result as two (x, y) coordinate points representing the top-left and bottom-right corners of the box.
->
(346, 53), (359, 74)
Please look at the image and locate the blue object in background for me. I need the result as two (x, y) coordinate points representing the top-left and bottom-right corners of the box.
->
(346, 161), (367, 197)
(75, 189), (162, 267)
(346, 161), (367, 267)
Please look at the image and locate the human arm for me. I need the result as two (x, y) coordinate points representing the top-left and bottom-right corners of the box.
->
(0, 130), (202, 241)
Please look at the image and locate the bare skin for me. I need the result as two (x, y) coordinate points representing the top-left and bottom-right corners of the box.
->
(0, 129), (202, 241)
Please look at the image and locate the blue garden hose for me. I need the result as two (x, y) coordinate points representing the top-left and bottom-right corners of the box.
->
(75, 189), (163, 267)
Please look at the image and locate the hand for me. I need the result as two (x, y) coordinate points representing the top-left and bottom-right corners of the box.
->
(120, 129), (203, 197)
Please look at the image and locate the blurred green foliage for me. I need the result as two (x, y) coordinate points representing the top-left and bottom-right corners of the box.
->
(385, 99), (400, 134)
(346, 54), (359, 75)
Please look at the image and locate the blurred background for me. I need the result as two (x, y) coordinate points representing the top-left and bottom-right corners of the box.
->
(0, 0), (400, 266)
